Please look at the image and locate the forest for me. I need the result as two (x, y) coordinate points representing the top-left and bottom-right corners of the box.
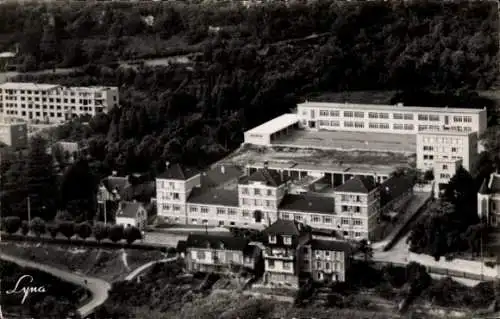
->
(0, 0), (499, 223)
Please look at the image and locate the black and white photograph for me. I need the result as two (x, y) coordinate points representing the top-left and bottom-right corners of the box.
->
(0, 0), (499, 318)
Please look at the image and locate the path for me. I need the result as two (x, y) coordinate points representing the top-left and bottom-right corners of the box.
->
(0, 252), (111, 318)
(125, 257), (177, 281)
(121, 248), (130, 271)
(211, 288), (294, 303)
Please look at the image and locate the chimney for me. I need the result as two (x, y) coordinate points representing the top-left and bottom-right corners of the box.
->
(165, 161), (170, 169)
(221, 165), (225, 174)
(112, 170), (117, 176)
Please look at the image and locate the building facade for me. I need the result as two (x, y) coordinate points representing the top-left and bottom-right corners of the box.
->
(478, 173), (500, 227)
(433, 158), (462, 199)
(0, 120), (27, 148)
(115, 201), (148, 229)
(156, 164), (414, 242)
(416, 130), (477, 172)
(297, 102), (486, 135)
(0, 82), (119, 123)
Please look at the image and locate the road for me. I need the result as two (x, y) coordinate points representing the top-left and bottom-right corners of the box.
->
(0, 253), (111, 318)
(125, 257), (177, 281)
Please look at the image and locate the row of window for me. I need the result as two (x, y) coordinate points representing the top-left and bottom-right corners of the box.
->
(240, 187), (274, 196)
(421, 137), (466, 144)
(240, 198), (276, 208)
(281, 213), (364, 226)
(1, 88), (110, 97)
(340, 194), (364, 203)
(422, 146), (460, 153)
(314, 110), (473, 123)
(2, 110), (78, 119)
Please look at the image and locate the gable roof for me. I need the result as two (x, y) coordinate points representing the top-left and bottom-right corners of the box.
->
(157, 164), (200, 180)
(185, 234), (249, 251)
(239, 168), (285, 187)
(120, 181), (156, 202)
(187, 188), (239, 207)
(200, 164), (244, 189)
(380, 174), (415, 206)
(102, 176), (129, 195)
(309, 239), (351, 253)
(334, 176), (377, 194)
(263, 219), (302, 236)
(489, 174), (500, 194)
(279, 194), (335, 214)
(479, 178), (490, 195)
(116, 201), (143, 218)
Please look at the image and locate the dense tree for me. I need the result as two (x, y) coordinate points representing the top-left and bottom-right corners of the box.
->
(58, 221), (75, 240)
(2, 216), (21, 234)
(108, 224), (124, 243)
(123, 226), (142, 245)
(93, 222), (109, 243)
(75, 222), (92, 240)
(357, 239), (373, 262)
(20, 220), (29, 236)
(30, 217), (46, 237)
(47, 223), (59, 239)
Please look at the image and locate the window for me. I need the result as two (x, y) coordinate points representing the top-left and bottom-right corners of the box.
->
(404, 114), (413, 120)
(295, 214), (303, 221)
(330, 120), (340, 127)
(191, 218), (197, 224)
(173, 205), (180, 211)
(282, 213), (290, 220)
(312, 216), (320, 223)
(379, 113), (389, 119)
(254, 188), (261, 195)
(197, 251), (205, 260)
(368, 112), (378, 118)
(217, 208), (225, 215)
(344, 111), (353, 117)
(241, 187), (249, 195)
(463, 116), (472, 123)
(316, 261), (321, 269)
(429, 115), (440, 121)
(283, 236), (292, 245)
(267, 189), (273, 196)
(341, 218), (349, 225)
(442, 165), (448, 170)
(393, 113), (403, 120)
(451, 147), (457, 152)
(320, 110), (329, 116)
(323, 216), (332, 224)
(344, 121), (354, 127)
(354, 112), (364, 118)
(201, 207), (209, 214)
(355, 232), (361, 237)
(330, 110), (340, 117)
(393, 124), (404, 130)
(354, 122), (364, 128)
(189, 206), (198, 213)
(173, 193), (180, 200)
(325, 262), (330, 270)
(418, 114), (429, 121)
(228, 209), (237, 215)
(268, 260), (275, 268)
(283, 262), (291, 270)
(269, 235), (277, 243)
(325, 251), (330, 257)
(453, 116), (463, 122)
(242, 210), (250, 217)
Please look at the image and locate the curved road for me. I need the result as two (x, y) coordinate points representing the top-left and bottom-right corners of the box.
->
(125, 257), (177, 281)
(0, 253), (111, 318)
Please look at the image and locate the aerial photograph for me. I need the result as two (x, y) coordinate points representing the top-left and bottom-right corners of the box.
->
(0, 0), (499, 318)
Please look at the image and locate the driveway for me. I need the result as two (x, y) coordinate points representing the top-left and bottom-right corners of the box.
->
(0, 253), (111, 318)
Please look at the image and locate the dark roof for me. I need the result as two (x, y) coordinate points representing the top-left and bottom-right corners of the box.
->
(243, 244), (261, 258)
(187, 188), (239, 207)
(334, 176), (377, 194)
(200, 164), (244, 189)
(102, 176), (129, 195)
(116, 201), (143, 218)
(121, 181), (156, 202)
(479, 178), (490, 195)
(309, 239), (351, 253)
(263, 219), (301, 236)
(489, 174), (500, 194)
(157, 164), (200, 180)
(185, 234), (249, 251)
(239, 168), (285, 187)
(380, 174), (415, 206)
(177, 240), (187, 253)
(279, 194), (335, 214)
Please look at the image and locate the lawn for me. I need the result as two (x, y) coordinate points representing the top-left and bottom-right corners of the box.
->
(0, 241), (166, 282)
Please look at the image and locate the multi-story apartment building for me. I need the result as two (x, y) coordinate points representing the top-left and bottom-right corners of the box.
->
(0, 82), (119, 123)
(181, 234), (263, 274)
(156, 163), (414, 242)
(0, 118), (27, 148)
(297, 102), (486, 135)
(416, 130), (477, 172)
(478, 172), (500, 227)
(262, 220), (350, 288)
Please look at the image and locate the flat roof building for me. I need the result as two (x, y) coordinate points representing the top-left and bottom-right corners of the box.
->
(297, 101), (487, 136)
(244, 114), (299, 146)
(0, 82), (119, 124)
(416, 130), (477, 172)
(0, 117), (27, 149)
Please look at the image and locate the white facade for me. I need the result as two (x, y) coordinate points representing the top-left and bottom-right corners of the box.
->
(0, 120), (27, 148)
(433, 158), (462, 199)
(156, 174), (201, 223)
(238, 181), (288, 225)
(243, 113), (299, 146)
(416, 131), (477, 172)
(0, 82), (119, 124)
(297, 102), (487, 135)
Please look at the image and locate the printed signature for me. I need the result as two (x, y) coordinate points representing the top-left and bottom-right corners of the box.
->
(4, 275), (47, 304)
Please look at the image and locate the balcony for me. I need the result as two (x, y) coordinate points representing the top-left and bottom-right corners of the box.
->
(264, 248), (294, 260)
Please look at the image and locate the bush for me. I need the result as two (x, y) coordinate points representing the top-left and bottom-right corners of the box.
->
(47, 223), (59, 239)
(2, 216), (21, 234)
(75, 222), (92, 240)
(30, 217), (46, 237)
(123, 226), (142, 244)
(108, 225), (124, 243)
(20, 220), (29, 236)
(59, 221), (75, 239)
(93, 222), (109, 242)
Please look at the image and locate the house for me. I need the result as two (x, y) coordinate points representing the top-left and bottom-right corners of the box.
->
(478, 172), (500, 226)
(156, 161), (417, 241)
(182, 234), (263, 274)
(379, 174), (415, 216)
(98, 173), (155, 204)
(115, 201), (148, 229)
(261, 219), (351, 289)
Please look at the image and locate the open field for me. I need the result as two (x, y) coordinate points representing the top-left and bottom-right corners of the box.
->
(273, 129), (417, 154)
(221, 144), (412, 176)
(0, 241), (166, 282)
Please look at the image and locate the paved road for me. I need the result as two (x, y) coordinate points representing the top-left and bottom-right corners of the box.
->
(125, 257), (177, 281)
(0, 253), (111, 318)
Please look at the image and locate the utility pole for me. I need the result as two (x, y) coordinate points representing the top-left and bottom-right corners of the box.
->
(27, 196), (31, 224)
(104, 201), (107, 224)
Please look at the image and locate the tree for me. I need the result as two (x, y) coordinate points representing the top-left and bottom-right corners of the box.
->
(108, 224), (124, 243)
(75, 222), (92, 240)
(358, 239), (373, 262)
(58, 221), (75, 240)
(423, 170), (434, 181)
(30, 217), (46, 237)
(21, 220), (29, 236)
(123, 226), (142, 245)
(55, 210), (73, 222)
(47, 223), (59, 239)
(2, 216), (21, 234)
(93, 222), (108, 243)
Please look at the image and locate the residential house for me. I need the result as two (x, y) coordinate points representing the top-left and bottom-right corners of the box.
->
(182, 234), (263, 274)
(115, 201), (148, 229)
(478, 172), (500, 226)
(98, 173), (155, 204)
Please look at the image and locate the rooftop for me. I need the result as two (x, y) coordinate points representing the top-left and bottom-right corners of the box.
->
(244, 113), (299, 135)
(263, 219), (302, 236)
(298, 101), (485, 114)
(272, 129), (416, 154)
(187, 188), (239, 207)
(279, 194), (335, 214)
(200, 164), (244, 190)
(117, 201), (143, 218)
(309, 239), (351, 253)
(380, 174), (416, 206)
(239, 167), (286, 187)
(334, 176), (377, 194)
(417, 130), (477, 137)
(489, 174), (500, 194)
(185, 234), (249, 252)
(157, 163), (200, 180)
(0, 82), (61, 91)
